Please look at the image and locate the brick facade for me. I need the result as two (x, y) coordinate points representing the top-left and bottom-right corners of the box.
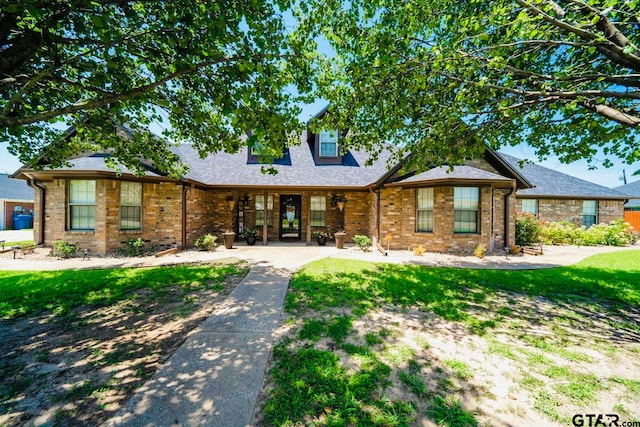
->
(516, 198), (625, 226)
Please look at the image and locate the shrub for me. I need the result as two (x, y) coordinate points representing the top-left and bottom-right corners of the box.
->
(412, 244), (426, 256)
(52, 241), (77, 259)
(540, 220), (576, 245)
(515, 212), (542, 246)
(540, 218), (637, 247)
(473, 244), (486, 259)
(119, 238), (149, 256)
(353, 235), (371, 251)
(195, 233), (218, 251)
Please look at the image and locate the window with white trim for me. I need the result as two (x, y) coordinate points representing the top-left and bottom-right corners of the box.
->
(310, 196), (326, 227)
(120, 181), (142, 230)
(521, 199), (538, 215)
(319, 130), (338, 157)
(583, 200), (597, 228)
(454, 187), (479, 233)
(255, 194), (274, 226)
(416, 188), (434, 232)
(69, 180), (96, 230)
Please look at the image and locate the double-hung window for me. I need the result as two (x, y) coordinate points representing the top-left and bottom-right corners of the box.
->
(416, 188), (434, 232)
(319, 130), (338, 157)
(255, 194), (274, 226)
(521, 199), (538, 216)
(69, 180), (96, 230)
(310, 196), (326, 227)
(121, 182), (142, 230)
(583, 200), (597, 228)
(454, 187), (479, 233)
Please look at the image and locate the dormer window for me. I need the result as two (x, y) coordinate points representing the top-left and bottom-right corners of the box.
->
(319, 130), (338, 157)
(250, 144), (261, 156)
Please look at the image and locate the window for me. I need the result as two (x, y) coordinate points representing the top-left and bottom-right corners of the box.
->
(416, 188), (434, 232)
(454, 187), (479, 233)
(319, 129), (338, 157)
(521, 199), (538, 215)
(120, 181), (142, 230)
(255, 194), (274, 226)
(583, 200), (597, 228)
(69, 180), (96, 230)
(310, 196), (326, 227)
(250, 144), (261, 156)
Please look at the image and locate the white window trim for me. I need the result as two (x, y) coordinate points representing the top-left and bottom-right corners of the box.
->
(319, 130), (338, 157)
(120, 181), (143, 230)
(453, 187), (480, 234)
(68, 180), (96, 231)
(416, 188), (434, 233)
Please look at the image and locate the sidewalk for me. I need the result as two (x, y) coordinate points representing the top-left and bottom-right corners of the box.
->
(107, 264), (291, 427)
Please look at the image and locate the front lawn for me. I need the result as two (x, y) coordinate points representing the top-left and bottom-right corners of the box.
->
(259, 250), (640, 426)
(0, 262), (248, 427)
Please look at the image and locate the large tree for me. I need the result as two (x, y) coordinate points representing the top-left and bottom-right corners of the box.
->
(1, 1), (314, 176)
(300, 0), (640, 170)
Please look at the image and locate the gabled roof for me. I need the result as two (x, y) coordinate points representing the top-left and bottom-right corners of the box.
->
(614, 180), (640, 207)
(0, 174), (34, 201)
(387, 165), (513, 187)
(500, 153), (628, 199)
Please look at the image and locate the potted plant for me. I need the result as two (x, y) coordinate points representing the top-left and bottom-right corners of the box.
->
(222, 230), (235, 249)
(334, 230), (346, 249)
(242, 228), (260, 246)
(313, 230), (331, 246)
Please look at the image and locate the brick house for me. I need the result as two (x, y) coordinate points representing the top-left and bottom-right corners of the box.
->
(12, 124), (538, 254)
(500, 154), (628, 227)
(0, 173), (34, 230)
(614, 180), (640, 231)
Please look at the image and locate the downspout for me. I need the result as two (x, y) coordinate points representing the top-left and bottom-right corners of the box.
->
(181, 182), (188, 250)
(25, 174), (46, 245)
(503, 181), (516, 249)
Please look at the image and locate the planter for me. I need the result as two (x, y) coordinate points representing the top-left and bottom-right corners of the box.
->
(317, 236), (327, 246)
(222, 232), (235, 249)
(334, 232), (346, 249)
(246, 236), (257, 246)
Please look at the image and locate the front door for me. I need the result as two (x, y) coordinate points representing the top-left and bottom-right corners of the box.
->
(279, 195), (301, 240)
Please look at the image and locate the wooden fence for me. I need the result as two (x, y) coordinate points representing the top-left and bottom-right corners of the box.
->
(624, 210), (640, 232)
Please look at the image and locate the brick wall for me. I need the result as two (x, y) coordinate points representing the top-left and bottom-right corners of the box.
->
(517, 198), (625, 226)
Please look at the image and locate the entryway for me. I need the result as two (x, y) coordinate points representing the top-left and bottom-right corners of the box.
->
(279, 195), (301, 240)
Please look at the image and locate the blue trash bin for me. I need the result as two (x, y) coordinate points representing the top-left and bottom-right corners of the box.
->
(13, 214), (33, 230)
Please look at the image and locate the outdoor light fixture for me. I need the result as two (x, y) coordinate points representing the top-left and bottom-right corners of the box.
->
(226, 195), (236, 210)
(331, 194), (347, 212)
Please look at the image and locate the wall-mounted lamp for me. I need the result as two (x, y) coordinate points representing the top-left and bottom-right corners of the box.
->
(331, 194), (347, 212)
(226, 195), (236, 210)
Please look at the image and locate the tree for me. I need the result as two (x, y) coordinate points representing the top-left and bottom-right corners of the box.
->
(299, 0), (640, 170)
(1, 1), (314, 176)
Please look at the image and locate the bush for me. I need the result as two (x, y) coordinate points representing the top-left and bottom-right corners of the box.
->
(52, 241), (77, 259)
(119, 238), (149, 256)
(515, 212), (542, 246)
(195, 233), (218, 250)
(540, 218), (637, 247)
(540, 220), (576, 245)
(353, 235), (371, 251)
(412, 244), (426, 256)
(473, 244), (486, 259)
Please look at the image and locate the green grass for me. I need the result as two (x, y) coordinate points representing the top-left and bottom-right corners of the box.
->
(0, 239), (33, 247)
(0, 263), (245, 319)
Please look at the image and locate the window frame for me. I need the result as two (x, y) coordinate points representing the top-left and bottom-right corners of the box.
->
(120, 181), (143, 230)
(453, 187), (480, 234)
(415, 188), (434, 233)
(68, 179), (96, 231)
(310, 195), (327, 227)
(521, 199), (538, 216)
(255, 194), (274, 227)
(582, 200), (598, 228)
(319, 129), (338, 157)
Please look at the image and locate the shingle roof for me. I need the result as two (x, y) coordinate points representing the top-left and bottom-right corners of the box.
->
(391, 165), (513, 185)
(614, 180), (640, 207)
(20, 154), (165, 178)
(172, 138), (394, 188)
(0, 174), (34, 200)
(500, 153), (628, 199)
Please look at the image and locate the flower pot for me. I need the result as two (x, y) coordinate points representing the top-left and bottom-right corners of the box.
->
(317, 236), (327, 246)
(334, 232), (346, 249)
(222, 232), (235, 249)
(246, 236), (256, 246)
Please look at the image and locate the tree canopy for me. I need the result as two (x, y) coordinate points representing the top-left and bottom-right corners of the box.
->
(300, 0), (640, 170)
(1, 0), (313, 176)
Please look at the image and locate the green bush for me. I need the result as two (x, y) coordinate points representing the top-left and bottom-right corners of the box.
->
(353, 235), (371, 251)
(515, 212), (542, 246)
(540, 218), (637, 247)
(52, 241), (77, 259)
(540, 221), (576, 245)
(119, 238), (150, 256)
(195, 233), (218, 251)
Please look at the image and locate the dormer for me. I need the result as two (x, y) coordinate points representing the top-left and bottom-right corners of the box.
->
(305, 127), (341, 165)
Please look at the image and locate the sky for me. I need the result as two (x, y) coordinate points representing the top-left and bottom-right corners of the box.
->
(1, 103), (637, 188)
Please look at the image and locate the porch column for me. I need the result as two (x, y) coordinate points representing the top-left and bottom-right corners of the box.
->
(262, 190), (268, 245)
(306, 192), (312, 245)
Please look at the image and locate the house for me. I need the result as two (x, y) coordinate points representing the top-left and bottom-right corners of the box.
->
(11, 124), (534, 254)
(500, 154), (628, 227)
(0, 173), (34, 230)
(614, 180), (640, 231)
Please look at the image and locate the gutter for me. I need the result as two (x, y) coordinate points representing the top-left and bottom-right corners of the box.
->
(24, 173), (46, 245)
(504, 181), (516, 249)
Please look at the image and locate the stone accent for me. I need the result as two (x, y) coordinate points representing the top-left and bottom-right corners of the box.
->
(517, 198), (625, 226)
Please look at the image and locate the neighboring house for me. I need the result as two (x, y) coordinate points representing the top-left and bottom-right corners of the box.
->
(614, 180), (640, 231)
(11, 124), (533, 254)
(0, 173), (34, 230)
(500, 154), (628, 227)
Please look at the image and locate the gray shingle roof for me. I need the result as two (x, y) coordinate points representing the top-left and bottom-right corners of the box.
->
(500, 153), (628, 199)
(614, 180), (640, 207)
(0, 174), (34, 200)
(392, 165), (513, 185)
(23, 154), (164, 178)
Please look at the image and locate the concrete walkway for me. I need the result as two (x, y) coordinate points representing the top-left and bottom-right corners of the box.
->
(107, 264), (291, 427)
